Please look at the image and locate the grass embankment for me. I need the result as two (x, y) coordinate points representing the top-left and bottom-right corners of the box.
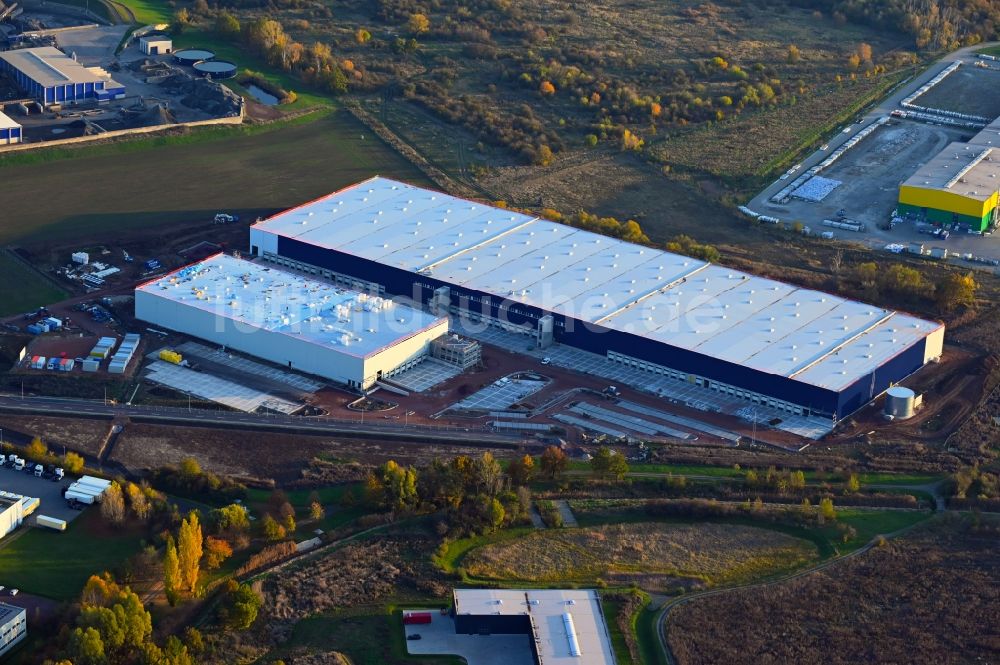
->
(0, 251), (68, 317)
(460, 522), (819, 589)
(273, 609), (463, 665)
(113, 0), (171, 24)
(565, 460), (942, 487)
(0, 511), (143, 600)
(0, 109), (430, 246)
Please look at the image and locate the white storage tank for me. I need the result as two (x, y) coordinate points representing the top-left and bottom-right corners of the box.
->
(885, 386), (916, 419)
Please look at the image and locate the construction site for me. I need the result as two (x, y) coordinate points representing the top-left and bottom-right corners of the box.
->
(747, 50), (1000, 268)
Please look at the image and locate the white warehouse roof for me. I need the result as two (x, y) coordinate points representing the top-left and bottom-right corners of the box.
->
(0, 110), (20, 130)
(453, 589), (615, 665)
(135, 253), (446, 359)
(252, 177), (943, 392)
(0, 46), (108, 88)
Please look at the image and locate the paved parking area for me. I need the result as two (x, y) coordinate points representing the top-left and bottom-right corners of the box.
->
(144, 361), (303, 414)
(389, 358), (463, 392)
(175, 342), (325, 393)
(453, 319), (832, 439)
(0, 466), (80, 523)
(405, 613), (534, 665)
(452, 375), (549, 411)
(50, 25), (129, 67)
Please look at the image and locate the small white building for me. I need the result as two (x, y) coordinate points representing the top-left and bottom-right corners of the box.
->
(0, 603), (26, 658)
(140, 34), (173, 56)
(0, 110), (22, 145)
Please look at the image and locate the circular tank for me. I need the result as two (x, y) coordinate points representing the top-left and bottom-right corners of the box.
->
(174, 48), (216, 65)
(884, 386), (916, 419)
(193, 59), (238, 79)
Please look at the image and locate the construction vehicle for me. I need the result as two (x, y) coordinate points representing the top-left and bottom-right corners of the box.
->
(213, 213), (239, 224)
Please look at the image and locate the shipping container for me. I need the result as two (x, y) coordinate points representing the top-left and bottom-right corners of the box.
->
(403, 612), (433, 625)
(36, 514), (67, 531)
(82, 359), (100, 372)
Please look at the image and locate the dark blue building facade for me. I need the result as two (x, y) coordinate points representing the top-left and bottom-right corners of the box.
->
(267, 236), (933, 421)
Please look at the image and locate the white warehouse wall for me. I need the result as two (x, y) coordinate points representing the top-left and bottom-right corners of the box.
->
(135, 290), (446, 388)
(362, 318), (449, 385)
(0, 501), (24, 540)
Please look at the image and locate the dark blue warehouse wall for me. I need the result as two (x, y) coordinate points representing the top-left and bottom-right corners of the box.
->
(276, 235), (929, 420)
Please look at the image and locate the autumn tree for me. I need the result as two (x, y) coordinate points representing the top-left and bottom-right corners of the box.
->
(539, 80), (556, 95)
(855, 261), (878, 287)
(846, 473), (860, 493)
(163, 537), (180, 606)
(935, 272), (976, 312)
(202, 537), (233, 570)
(540, 445), (568, 480)
(63, 451), (85, 474)
(309, 501), (325, 520)
(125, 482), (151, 521)
(407, 13), (430, 35)
(621, 129), (644, 151)
(506, 454), (535, 486)
(68, 626), (106, 665)
(101, 481), (126, 525)
(857, 42), (873, 63)
(219, 580), (262, 629)
(355, 28), (372, 44)
(787, 44), (801, 63)
(789, 470), (806, 491)
(177, 512), (203, 593)
(26, 436), (47, 460)
(819, 497), (837, 521)
(215, 11), (240, 38)
(261, 514), (286, 541)
(590, 446), (614, 477)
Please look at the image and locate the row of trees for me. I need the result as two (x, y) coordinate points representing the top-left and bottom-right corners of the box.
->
(47, 574), (199, 665)
(853, 262), (977, 311)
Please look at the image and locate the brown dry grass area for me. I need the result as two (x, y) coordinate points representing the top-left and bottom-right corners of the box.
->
(0, 415), (109, 456)
(667, 520), (1000, 665)
(263, 531), (449, 621)
(464, 522), (817, 590)
(110, 422), (508, 482)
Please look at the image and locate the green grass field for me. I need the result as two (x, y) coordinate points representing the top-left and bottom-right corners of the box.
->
(275, 610), (462, 665)
(0, 511), (144, 600)
(0, 252), (68, 317)
(0, 110), (429, 247)
(833, 508), (931, 551)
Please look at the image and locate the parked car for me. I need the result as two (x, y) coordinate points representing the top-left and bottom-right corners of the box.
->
(407, 634), (422, 641)
(541, 357), (551, 365)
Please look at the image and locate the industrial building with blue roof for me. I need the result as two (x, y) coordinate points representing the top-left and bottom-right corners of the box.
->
(249, 177), (945, 422)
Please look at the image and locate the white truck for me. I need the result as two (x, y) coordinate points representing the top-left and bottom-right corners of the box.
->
(13, 458), (24, 471)
(33, 464), (43, 477)
(54, 467), (64, 481)
(75, 476), (111, 492)
(36, 515), (67, 531)
(65, 489), (97, 505)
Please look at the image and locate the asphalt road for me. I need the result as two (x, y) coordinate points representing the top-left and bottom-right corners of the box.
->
(0, 394), (523, 447)
(747, 42), (1000, 213)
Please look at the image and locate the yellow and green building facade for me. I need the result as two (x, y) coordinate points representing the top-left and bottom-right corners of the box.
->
(898, 124), (1000, 232)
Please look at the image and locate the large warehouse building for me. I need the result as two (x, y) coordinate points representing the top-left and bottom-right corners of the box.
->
(135, 253), (449, 390)
(898, 117), (1000, 232)
(249, 177), (944, 422)
(0, 47), (125, 106)
(452, 589), (615, 665)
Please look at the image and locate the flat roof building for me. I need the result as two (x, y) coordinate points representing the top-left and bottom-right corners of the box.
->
(139, 34), (172, 56)
(0, 603), (26, 658)
(134, 253), (449, 390)
(0, 110), (21, 145)
(250, 177), (944, 422)
(899, 143), (1000, 230)
(452, 589), (615, 665)
(0, 47), (125, 106)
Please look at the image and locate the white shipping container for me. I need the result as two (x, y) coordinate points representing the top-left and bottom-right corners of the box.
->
(72, 252), (89, 265)
(36, 514), (67, 531)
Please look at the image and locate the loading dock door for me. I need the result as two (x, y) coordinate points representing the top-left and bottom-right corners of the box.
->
(150, 46), (158, 55)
